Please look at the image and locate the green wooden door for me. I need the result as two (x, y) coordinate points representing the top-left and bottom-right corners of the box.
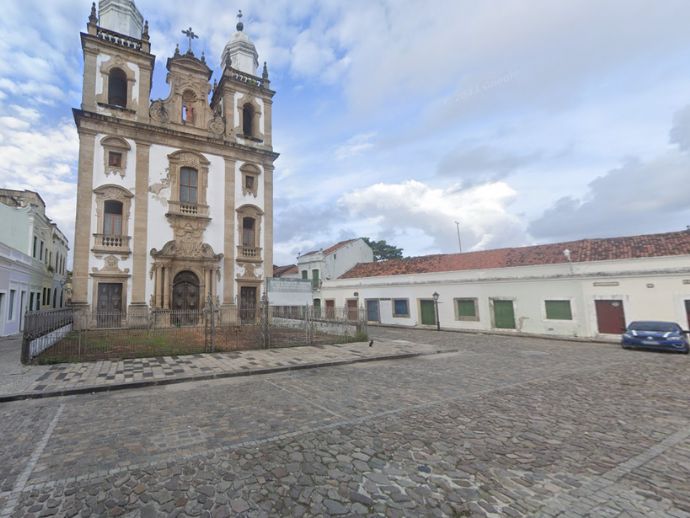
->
(493, 300), (516, 329)
(420, 300), (436, 325)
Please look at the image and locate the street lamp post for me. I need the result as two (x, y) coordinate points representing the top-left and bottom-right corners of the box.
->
(432, 291), (440, 331)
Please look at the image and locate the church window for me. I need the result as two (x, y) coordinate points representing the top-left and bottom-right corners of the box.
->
(242, 217), (255, 247)
(108, 68), (128, 107)
(180, 167), (198, 203)
(242, 103), (254, 136)
(103, 200), (123, 236)
(245, 175), (254, 190)
(108, 151), (122, 167)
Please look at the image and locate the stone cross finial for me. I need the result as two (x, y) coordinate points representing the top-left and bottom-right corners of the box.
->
(181, 27), (198, 54)
(236, 10), (244, 31)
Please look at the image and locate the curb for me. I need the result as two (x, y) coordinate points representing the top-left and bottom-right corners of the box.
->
(0, 348), (456, 404)
(368, 323), (619, 345)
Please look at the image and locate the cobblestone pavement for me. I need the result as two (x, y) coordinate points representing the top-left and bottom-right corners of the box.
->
(1, 328), (689, 517)
(0, 339), (448, 399)
(0, 337), (41, 395)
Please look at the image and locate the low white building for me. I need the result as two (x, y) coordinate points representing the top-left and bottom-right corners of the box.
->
(320, 230), (690, 340)
(0, 189), (70, 336)
(297, 238), (373, 311)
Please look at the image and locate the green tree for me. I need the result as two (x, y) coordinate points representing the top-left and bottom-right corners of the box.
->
(362, 238), (404, 261)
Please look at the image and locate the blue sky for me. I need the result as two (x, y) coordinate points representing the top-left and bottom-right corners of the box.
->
(2, 0), (690, 266)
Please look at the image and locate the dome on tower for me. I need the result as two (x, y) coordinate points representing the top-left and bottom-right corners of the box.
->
(98, 0), (144, 38)
(221, 10), (259, 75)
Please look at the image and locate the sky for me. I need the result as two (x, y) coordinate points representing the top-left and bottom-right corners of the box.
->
(1, 0), (690, 267)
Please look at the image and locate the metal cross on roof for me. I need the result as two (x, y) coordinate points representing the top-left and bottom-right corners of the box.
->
(181, 27), (198, 54)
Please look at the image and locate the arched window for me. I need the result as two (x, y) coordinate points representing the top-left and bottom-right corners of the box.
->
(242, 217), (255, 247)
(103, 200), (123, 236)
(180, 167), (198, 203)
(242, 103), (254, 136)
(108, 68), (128, 107)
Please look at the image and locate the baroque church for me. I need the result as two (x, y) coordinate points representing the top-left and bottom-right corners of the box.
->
(71, 0), (277, 319)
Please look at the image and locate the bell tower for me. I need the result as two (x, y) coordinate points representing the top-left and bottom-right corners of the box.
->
(79, 1), (154, 121)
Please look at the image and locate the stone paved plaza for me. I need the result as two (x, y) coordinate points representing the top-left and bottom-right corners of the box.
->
(1, 327), (689, 517)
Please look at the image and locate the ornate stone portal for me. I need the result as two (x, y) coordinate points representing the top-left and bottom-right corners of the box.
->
(150, 198), (222, 309)
(150, 238), (222, 309)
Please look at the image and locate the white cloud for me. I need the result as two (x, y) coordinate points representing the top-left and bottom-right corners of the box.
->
(339, 180), (528, 255)
(334, 132), (376, 160)
(529, 105), (690, 240)
(0, 106), (79, 262)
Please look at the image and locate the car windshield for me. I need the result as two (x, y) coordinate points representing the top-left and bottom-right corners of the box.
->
(628, 321), (679, 332)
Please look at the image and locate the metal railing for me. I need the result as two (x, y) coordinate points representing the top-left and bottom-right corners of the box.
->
(22, 300), (367, 364)
(22, 308), (74, 363)
(97, 26), (143, 50)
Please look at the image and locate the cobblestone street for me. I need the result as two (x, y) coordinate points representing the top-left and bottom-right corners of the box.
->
(1, 328), (689, 517)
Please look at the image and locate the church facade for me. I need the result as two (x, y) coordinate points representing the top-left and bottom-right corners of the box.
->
(71, 0), (277, 320)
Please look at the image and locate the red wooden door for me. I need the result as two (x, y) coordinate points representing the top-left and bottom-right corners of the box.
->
(347, 299), (358, 321)
(325, 299), (335, 319)
(595, 300), (626, 334)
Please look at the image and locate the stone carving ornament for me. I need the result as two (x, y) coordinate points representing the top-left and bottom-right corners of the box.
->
(208, 114), (225, 138)
(150, 100), (169, 123)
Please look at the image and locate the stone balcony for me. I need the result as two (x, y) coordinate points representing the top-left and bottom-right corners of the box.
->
(236, 246), (262, 263)
(92, 234), (131, 256)
(167, 201), (209, 218)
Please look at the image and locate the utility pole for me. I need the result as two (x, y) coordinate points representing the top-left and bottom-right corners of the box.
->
(454, 221), (462, 252)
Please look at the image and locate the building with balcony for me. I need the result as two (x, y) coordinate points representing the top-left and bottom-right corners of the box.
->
(71, 1), (278, 321)
(0, 189), (69, 336)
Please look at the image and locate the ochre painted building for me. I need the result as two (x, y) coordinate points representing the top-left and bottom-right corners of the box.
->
(71, 1), (278, 320)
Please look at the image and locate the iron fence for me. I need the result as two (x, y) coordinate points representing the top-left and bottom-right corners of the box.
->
(22, 299), (367, 364)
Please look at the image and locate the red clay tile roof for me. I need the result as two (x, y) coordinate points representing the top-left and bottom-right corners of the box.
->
(273, 264), (298, 277)
(339, 230), (690, 279)
(301, 238), (359, 258)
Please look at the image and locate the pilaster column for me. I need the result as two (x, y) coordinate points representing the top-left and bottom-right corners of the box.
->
(72, 130), (97, 306)
(203, 268), (209, 304)
(222, 158), (236, 304)
(81, 47), (98, 111)
(263, 163), (274, 285)
(163, 267), (170, 309)
(263, 98), (273, 147)
(155, 265), (162, 308)
(131, 142), (150, 306)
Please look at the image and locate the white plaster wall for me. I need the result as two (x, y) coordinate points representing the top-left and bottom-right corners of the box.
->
(582, 275), (690, 336)
(203, 153), (226, 298)
(144, 144), (175, 305)
(331, 240), (373, 279)
(0, 244), (36, 335)
(143, 146), (227, 304)
(95, 53), (111, 96)
(320, 257), (690, 338)
(88, 134), (137, 307)
(233, 160), (265, 290)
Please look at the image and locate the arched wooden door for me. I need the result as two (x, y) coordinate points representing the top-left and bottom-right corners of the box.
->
(172, 271), (199, 325)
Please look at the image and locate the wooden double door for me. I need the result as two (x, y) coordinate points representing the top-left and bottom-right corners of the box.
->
(172, 271), (200, 326)
(97, 283), (122, 327)
(240, 286), (257, 323)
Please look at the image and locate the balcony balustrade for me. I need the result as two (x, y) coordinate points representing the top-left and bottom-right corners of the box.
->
(92, 234), (131, 255)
